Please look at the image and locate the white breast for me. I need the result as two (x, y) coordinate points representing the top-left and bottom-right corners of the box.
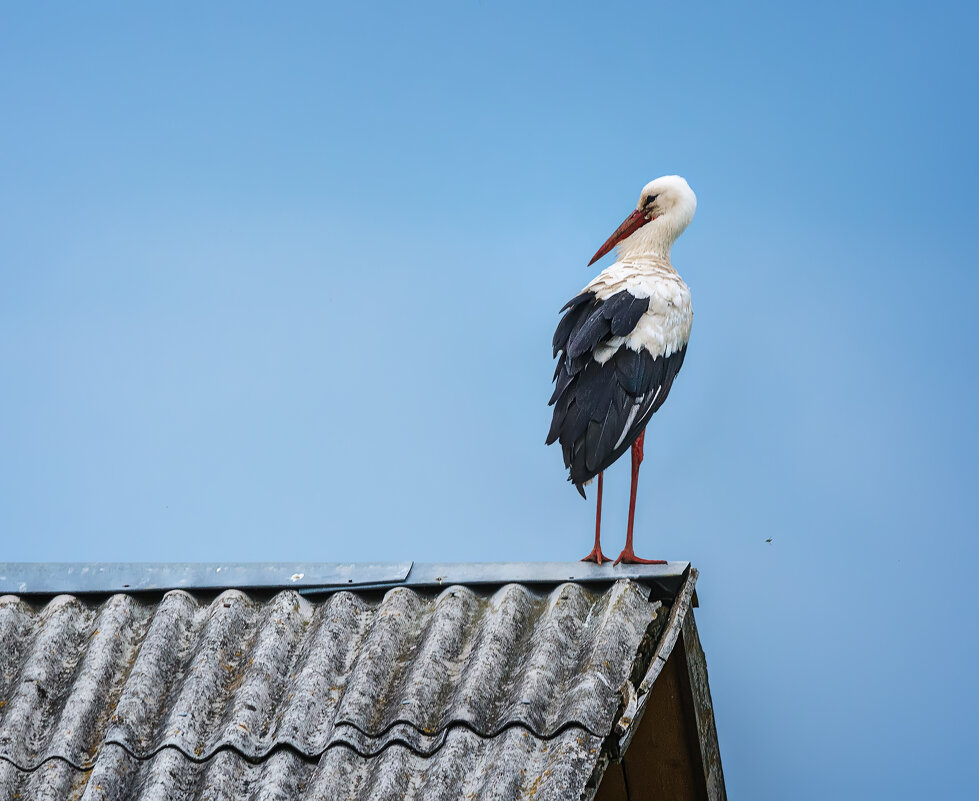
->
(584, 258), (693, 364)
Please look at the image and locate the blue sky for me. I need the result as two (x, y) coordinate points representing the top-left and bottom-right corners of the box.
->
(1, 1), (977, 797)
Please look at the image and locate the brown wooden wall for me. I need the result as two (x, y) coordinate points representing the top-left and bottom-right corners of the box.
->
(595, 610), (725, 801)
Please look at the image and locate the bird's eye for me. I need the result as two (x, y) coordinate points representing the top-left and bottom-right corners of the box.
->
(645, 194), (659, 205)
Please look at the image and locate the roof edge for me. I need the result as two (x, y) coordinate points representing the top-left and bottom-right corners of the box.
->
(0, 560), (691, 597)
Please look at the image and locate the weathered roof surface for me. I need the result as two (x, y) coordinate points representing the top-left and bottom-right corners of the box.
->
(0, 563), (701, 801)
(0, 729), (605, 801)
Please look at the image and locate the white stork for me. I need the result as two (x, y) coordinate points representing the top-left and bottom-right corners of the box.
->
(547, 175), (696, 565)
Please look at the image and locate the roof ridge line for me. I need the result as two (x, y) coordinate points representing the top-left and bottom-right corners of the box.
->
(0, 561), (690, 596)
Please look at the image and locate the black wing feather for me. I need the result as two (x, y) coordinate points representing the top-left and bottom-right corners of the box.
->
(552, 300), (593, 357)
(609, 294), (650, 336)
(560, 292), (594, 312)
(548, 363), (574, 406)
(567, 310), (612, 360)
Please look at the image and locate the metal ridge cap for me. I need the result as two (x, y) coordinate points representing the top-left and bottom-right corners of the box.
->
(0, 560), (691, 596)
(0, 562), (413, 595)
(399, 561), (690, 587)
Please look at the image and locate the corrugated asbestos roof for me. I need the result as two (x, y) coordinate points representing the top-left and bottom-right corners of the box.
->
(0, 564), (694, 801)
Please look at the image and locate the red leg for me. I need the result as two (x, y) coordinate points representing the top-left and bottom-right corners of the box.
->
(615, 431), (666, 565)
(581, 471), (609, 564)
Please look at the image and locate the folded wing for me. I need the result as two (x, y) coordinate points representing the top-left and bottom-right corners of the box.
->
(547, 290), (687, 496)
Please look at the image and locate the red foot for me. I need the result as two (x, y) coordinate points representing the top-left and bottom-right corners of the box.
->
(613, 548), (667, 566)
(581, 546), (611, 565)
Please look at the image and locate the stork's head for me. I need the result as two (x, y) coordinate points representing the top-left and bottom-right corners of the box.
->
(589, 175), (697, 265)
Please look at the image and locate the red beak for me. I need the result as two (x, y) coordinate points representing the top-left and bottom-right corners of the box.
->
(588, 209), (655, 266)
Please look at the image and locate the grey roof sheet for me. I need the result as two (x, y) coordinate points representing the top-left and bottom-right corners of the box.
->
(0, 571), (680, 800)
(0, 729), (604, 801)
